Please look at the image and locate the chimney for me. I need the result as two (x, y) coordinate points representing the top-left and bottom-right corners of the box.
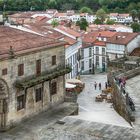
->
(9, 46), (15, 59)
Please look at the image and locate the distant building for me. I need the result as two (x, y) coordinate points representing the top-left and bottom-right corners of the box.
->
(54, 26), (82, 79)
(0, 26), (70, 131)
(80, 42), (94, 74)
(106, 32), (140, 60)
(109, 13), (133, 24)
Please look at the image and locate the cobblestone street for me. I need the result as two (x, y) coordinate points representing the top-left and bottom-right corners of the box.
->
(72, 74), (130, 127)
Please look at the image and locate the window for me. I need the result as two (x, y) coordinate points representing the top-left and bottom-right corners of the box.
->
(50, 82), (57, 95)
(102, 57), (105, 63)
(36, 59), (41, 75)
(89, 59), (92, 68)
(81, 61), (84, 70)
(81, 49), (84, 59)
(96, 56), (99, 67)
(89, 48), (92, 57)
(96, 47), (99, 54)
(102, 48), (105, 55)
(2, 68), (7, 75)
(17, 95), (25, 111)
(35, 88), (42, 102)
(52, 55), (56, 65)
(18, 64), (24, 76)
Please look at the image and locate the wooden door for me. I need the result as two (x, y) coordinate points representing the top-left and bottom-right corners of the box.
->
(0, 99), (7, 129)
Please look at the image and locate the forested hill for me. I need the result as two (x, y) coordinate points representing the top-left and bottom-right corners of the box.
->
(0, 0), (140, 13)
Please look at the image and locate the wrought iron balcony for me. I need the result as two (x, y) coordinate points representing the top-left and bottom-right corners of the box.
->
(15, 64), (72, 89)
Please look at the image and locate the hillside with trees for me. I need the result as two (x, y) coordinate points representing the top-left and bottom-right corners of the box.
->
(0, 0), (140, 13)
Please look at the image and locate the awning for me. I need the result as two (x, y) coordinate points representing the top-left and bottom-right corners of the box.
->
(65, 83), (76, 89)
(66, 79), (83, 84)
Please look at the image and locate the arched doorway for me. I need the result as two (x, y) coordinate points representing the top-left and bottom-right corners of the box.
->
(0, 79), (9, 131)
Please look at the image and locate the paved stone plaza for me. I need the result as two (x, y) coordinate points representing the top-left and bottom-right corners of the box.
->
(1, 74), (140, 140)
(73, 74), (130, 127)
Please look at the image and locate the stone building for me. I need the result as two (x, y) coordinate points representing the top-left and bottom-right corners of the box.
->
(0, 26), (70, 131)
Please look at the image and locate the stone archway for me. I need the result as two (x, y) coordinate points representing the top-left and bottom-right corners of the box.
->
(0, 79), (9, 131)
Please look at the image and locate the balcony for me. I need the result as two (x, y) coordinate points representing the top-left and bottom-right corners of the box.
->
(15, 64), (72, 89)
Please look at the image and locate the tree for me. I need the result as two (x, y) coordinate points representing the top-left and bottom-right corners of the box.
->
(76, 18), (88, 31)
(93, 18), (102, 25)
(131, 22), (140, 32)
(80, 6), (92, 14)
(96, 8), (106, 23)
(51, 19), (59, 27)
(130, 10), (138, 22)
(106, 19), (115, 25)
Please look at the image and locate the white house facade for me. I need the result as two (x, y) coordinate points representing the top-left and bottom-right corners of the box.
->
(106, 33), (140, 60)
(93, 41), (107, 73)
(80, 43), (94, 74)
(65, 41), (82, 79)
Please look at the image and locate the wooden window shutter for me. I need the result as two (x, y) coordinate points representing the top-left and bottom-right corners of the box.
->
(18, 64), (24, 76)
(52, 55), (56, 65)
(36, 59), (41, 75)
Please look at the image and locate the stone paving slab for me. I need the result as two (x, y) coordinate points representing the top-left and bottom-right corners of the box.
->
(0, 102), (78, 140)
(34, 117), (140, 140)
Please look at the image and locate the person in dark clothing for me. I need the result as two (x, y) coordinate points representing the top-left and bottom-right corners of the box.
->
(99, 83), (101, 90)
(94, 82), (97, 90)
(105, 82), (108, 89)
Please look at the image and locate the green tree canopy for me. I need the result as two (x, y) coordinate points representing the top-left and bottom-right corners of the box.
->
(76, 18), (88, 31)
(51, 19), (59, 27)
(130, 9), (138, 22)
(106, 19), (115, 25)
(80, 6), (93, 14)
(93, 18), (102, 25)
(131, 22), (140, 32)
(96, 8), (106, 23)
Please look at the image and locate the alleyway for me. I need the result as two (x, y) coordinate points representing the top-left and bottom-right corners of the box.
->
(70, 74), (131, 127)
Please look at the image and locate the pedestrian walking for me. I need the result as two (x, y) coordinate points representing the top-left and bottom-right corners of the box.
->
(99, 83), (101, 90)
(105, 82), (108, 89)
(94, 82), (97, 90)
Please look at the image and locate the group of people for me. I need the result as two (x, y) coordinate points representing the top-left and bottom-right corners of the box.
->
(115, 77), (126, 94)
(94, 82), (108, 90)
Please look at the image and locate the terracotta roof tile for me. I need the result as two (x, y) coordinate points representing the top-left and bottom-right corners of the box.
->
(94, 41), (106, 46)
(107, 32), (138, 45)
(56, 26), (81, 37)
(0, 26), (66, 60)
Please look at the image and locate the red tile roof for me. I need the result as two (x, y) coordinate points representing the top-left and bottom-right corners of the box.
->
(64, 36), (77, 46)
(55, 13), (67, 17)
(0, 26), (66, 60)
(98, 31), (116, 38)
(94, 41), (106, 46)
(82, 31), (116, 43)
(24, 25), (64, 39)
(107, 32), (138, 45)
(56, 26), (81, 38)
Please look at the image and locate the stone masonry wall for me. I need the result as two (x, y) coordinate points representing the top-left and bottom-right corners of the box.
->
(107, 72), (134, 124)
(0, 45), (65, 129)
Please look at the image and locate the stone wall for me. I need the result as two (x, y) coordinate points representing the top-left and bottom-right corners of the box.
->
(0, 45), (66, 130)
(107, 72), (135, 124)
